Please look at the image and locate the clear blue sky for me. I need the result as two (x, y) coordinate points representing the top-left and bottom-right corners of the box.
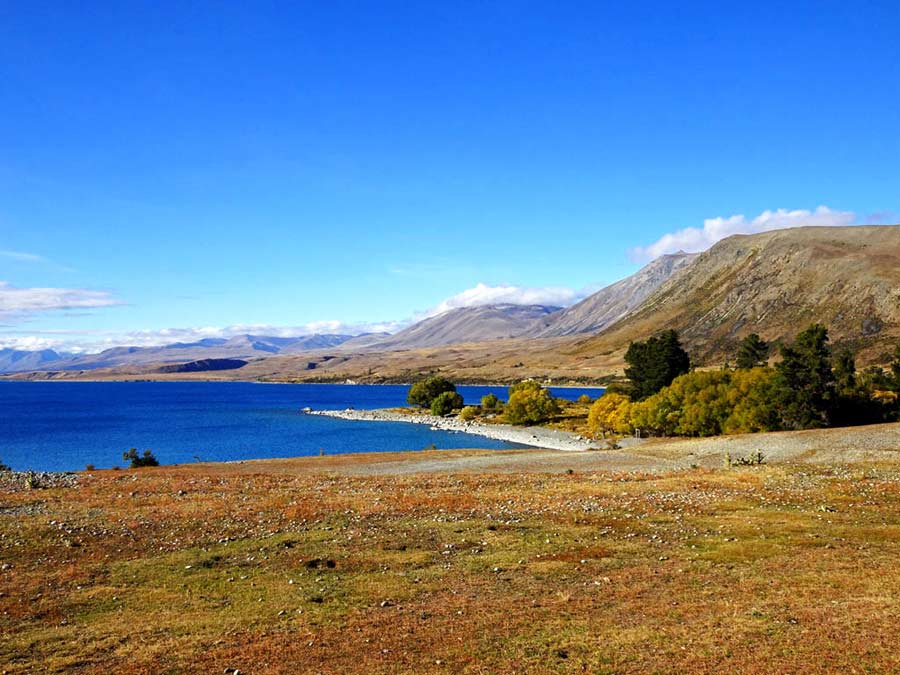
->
(1, 1), (898, 351)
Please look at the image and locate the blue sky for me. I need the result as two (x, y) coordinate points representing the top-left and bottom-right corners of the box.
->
(1, 1), (898, 352)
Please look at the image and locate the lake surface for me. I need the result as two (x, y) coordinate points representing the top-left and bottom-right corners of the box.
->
(0, 382), (602, 472)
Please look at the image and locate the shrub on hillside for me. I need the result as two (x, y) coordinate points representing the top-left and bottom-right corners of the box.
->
(430, 391), (464, 416)
(123, 448), (159, 468)
(504, 381), (560, 425)
(576, 394), (592, 405)
(408, 376), (457, 408)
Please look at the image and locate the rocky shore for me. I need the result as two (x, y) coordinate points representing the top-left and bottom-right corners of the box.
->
(306, 407), (600, 451)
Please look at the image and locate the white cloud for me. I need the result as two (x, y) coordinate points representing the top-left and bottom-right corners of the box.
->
(0, 335), (67, 351)
(0, 250), (48, 264)
(0, 281), (122, 315)
(630, 206), (857, 261)
(424, 283), (580, 318)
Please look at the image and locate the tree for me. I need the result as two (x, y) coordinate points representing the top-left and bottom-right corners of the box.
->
(504, 381), (560, 425)
(407, 376), (456, 408)
(459, 406), (478, 421)
(723, 368), (782, 434)
(891, 342), (900, 391)
(587, 393), (633, 437)
(123, 448), (159, 468)
(833, 348), (857, 396)
(624, 330), (691, 400)
(480, 393), (503, 412)
(430, 391), (464, 416)
(736, 334), (770, 369)
(775, 324), (835, 429)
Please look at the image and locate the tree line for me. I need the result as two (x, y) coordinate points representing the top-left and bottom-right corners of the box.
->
(590, 326), (900, 438)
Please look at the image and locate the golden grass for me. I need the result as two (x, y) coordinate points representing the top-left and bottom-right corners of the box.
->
(2, 459), (899, 673)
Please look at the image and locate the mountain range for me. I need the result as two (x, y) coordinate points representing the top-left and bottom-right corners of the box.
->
(4, 225), (900, 381)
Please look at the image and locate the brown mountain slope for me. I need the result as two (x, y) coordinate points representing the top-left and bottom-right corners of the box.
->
(528, 252), (698, 337)
(570, 224), (900, 364)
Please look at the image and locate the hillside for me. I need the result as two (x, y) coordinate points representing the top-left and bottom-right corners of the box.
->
(571, 224), (900, 363)
(0, 348), (68, 373)
(529, 252), (697, 337)
(368, 304), (560, 350)
(34, 333), (357, 372)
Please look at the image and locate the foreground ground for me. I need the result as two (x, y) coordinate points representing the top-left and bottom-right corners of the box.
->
(2, 436), (899, 673)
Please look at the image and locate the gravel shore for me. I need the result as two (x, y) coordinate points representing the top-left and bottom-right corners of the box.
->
(307, 407), (601, 451)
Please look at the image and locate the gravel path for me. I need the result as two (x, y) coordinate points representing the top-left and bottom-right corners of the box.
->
(317, 420), (900, 476)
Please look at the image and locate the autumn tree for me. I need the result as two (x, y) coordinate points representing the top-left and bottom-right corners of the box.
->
(504, 381), (560, 425)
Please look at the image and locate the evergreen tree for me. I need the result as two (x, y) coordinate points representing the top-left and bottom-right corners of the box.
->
(624, 329), (691, 400)
(775, 324), (835, 429)
(833, 348), (857, 395)
(891, 342), (900, 392)
(735, 333), (770, 369)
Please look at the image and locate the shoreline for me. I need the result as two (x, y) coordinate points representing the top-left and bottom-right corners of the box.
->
(307, 407), (601, 452)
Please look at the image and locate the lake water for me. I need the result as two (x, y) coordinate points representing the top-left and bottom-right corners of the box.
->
(0, 382), (602, 472)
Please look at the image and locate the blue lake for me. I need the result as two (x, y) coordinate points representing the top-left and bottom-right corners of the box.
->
(0, 382), (602, 472)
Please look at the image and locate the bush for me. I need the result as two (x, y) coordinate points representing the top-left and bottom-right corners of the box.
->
(0, 458), (10, 472)
(430, 391), (464, 416)
(408, 376), (457, 408)
(459, 406), (478, 421)
(123, 448), (159, 468)
(480, 393), (503, 411)
(629, 368), (783, 437)
(576, 394), (592, 405)
(587, 393), (633, 437)
(504, 381), (560, 425)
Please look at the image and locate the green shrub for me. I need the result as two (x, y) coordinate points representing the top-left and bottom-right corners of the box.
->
(408, 376), (457, 408)
(504, 381), (560, 425)
(459, 406), (478, 421)
(480, 393), (503, 411)
(123, 448), (160, 468)
(430, 391), (464, 416)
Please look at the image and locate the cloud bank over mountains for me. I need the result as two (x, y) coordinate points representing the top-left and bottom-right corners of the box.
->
(630, 206), (857, 261)
(422, 282), (581, 319)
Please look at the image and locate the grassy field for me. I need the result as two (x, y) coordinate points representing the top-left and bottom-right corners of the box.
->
(2, 454), (898, 674)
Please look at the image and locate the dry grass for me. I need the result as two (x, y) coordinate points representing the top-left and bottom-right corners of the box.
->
(2, 456), (899, 674)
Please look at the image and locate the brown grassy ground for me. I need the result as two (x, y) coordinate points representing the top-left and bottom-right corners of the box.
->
(2, 451), (899, 674)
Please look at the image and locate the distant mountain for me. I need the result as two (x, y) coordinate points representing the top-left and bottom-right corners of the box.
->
(0, 348), (68, 373)
(573, 225), (900, 362)
(529, 252), (698, 337)
(33, 333), (358, 371)
(371, 304), (560, 350)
